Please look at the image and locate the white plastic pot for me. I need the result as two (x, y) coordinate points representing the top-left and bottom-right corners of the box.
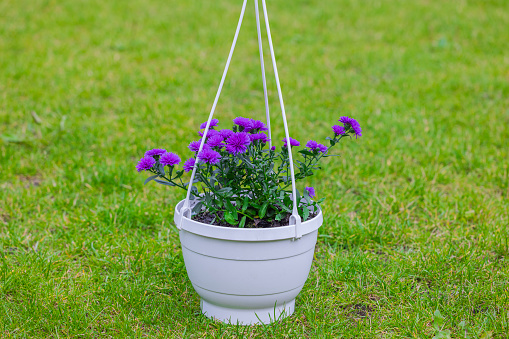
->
(173, 199), (323, 325)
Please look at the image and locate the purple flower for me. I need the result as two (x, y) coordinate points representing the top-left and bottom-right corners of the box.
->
(249, 133), (269, 143)
(282, 137), (300, 148)
(225, 132), (251, 154)
(339, 116), (362, 137)
(317, 144), (327, 153)
(136, 155), (156, 172)
(306, 140), (319, 151)
(219, 129), (234, 140)
(198, 149), (221, 165)
(332, 125), (345, 136)
(270, 146), (276, 151)
(245, 119), (268, 132)
(144, 148), (166, 157)
(188, 140), (211, 153)
(198, 129), (220, 139)
(200, 119), (219, 129)
(160, 152), (181, 167)
(305, 186), (316, 198)
(207, 135), (225, 149)
(306, 140), (327, 153)
(183, 158), (196, 172)
(233, 117), (252, 130)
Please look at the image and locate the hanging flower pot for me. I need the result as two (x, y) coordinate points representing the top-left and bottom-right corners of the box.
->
(173, 199), (323, 324)
(135, 0), (362, 325)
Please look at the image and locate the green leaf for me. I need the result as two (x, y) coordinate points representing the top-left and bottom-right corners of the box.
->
(250, 202), (261, 209)
(158, 163), (165, 176)
(303, 189), (312, 205)
(192, 202), (203, 215)
(242, 196), (249, 212)
(224, 211), (238, 225)
(298, 149), (314, 156)
(275, 213), (283, 221)
(239, 216), (246, 228)
(280, 204), (292, 213)
(433, 309), (444, 329)
(208, 175), (217, 186)
(225, 200), (238, 219)
(154, 179), (175, 186)
(245, 208), (257, 217)
(216, 187), (232, 194)
(302, 205), (309, 221)
(144, 175), (159, 185)
(259, 202), (269, 219)
(204, 193), (212, 205)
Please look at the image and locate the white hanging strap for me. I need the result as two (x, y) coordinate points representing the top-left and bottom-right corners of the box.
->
(254, 0), (272, 148)
(261, 0), (302, 239)
(178, 0), (248, 230)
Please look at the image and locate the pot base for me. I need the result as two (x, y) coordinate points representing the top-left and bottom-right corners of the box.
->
(201, 299), (295, 325)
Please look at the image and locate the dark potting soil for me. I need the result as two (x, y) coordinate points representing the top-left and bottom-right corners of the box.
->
(193, 211), (318, 228)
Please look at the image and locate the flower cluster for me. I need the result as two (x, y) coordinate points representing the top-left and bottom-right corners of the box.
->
(136, 155), (156, 172)
(136, 115), (362, 227)
(339, 116), (362, 137)
(306, 140), (327, 154)
(282, 137), (300, 148)
(225, 132), (251, 154)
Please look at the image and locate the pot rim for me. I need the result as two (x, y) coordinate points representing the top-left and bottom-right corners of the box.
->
(174, 199), (323, 242)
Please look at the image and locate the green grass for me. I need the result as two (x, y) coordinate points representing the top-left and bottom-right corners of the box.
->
(1, 0), (508, 337)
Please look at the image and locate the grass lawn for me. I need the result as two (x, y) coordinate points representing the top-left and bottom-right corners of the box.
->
(1, 0), (509, 337)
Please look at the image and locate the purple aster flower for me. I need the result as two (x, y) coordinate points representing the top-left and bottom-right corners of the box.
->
(198, 149), (221, 165)
(136, 155), (156, 172)
(160, 152), (181, 167)
(219, 129), (234, 140)
(144, 148), (166, 157)
(249, 133), (269, 143)
(233, 117), (252, 130)
(188, 140), (211, 153)
(306, 140), (319, 151)
(206, 135), (225, 149)
(332, 125), (345, 136)
(200, 119), (219, 129)
(183, 158), (195, 172)
(282, 137), (300, 148)
(245, 119), (268, 132)
(270, 146), (276, 151)
(317, 144), (327, 154)
(225, 132), (251, 154)
(339, 116), (362, 137)
(198, 129), (220, 139)
(305, 186), (316, 198)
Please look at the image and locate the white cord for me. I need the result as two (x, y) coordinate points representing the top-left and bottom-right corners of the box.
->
(254, 0), (272, 148)
(179, 0), (302, 238)
(179, 0), (248, 229)
(260, 0), (302, 237)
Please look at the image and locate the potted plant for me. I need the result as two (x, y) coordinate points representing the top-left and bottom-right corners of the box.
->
(135, 116), (362, 324)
